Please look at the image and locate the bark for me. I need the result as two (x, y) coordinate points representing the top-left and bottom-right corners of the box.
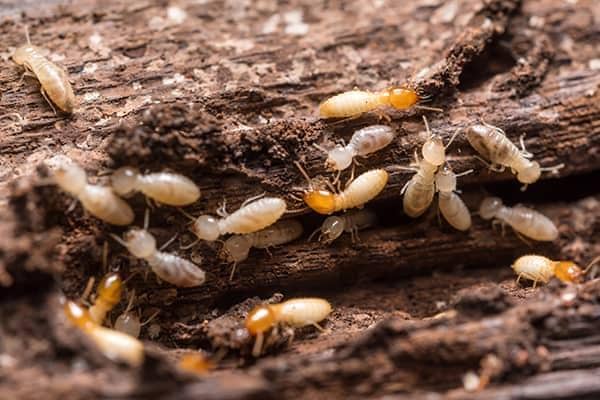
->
(0, 0), (599, 399)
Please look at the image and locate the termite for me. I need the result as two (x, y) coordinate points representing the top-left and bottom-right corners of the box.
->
(295, 162), (388, 215)
(319, 86), (441, 118)
(111, 167), (200, 206)
(479, 197), (558, 241)
(179, 353), (215, 375)
(188, 196), (287, 241)
(312, 209), (378, 244)
(111, 210), (206, 287)
(63, 299), (144, 366)
(318, 125), (395, 171)
(221, 219), (303, 279)
(12, 27), (75, 114)
(400, 117), (454, 218)
(45, 155), (134, 226)
(434, 164), (473, 231)
(114, 291), (159, 338)
(245, 297), (332, 357)
(465, 123), (564, 190)
(88, 272), (123, 325)
(511, 254), (600, 287)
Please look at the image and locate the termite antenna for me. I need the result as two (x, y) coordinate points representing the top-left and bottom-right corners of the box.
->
(307, 226), (321, 242)
(583, 255), (600, 274)
(79, 277), (96, 304)
(422, 115), (432, 138)
(455, 169), (474, 178)
(109, 233), (129, 248)
(445, 128), (461, 149)
(140, 310), (160, 326)
(313, 142), (329, 154)
(159, 233), (178, 252)
(24, 25), (31, 45)
(294, 161), (313, 188)
(415, 105), (444, 113)
(540, 163), (565, 174)
(102, 240), (109, 273)
(177, 208), (197, 223)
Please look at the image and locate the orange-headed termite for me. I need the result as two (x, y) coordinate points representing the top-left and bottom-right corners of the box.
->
(12, 27), (75, 114)
(319, 125), (395, 171)
(189, 196), (287, 242)
(45, 155), (134, 226)
(313, 209), (378, 244)
(465, 123), (563, 190)
(112, 210), (206, 287)
(63, 299), (144, 366)
(222, 219), (303, 279)
(479, 197), (558, 241)
(111, 167), (200, 206)
(88, 272), (123, 325)
(512, 254), (600, 287)
(245, 298), (332, 357)
(295, 161), (388, 215)
(319, 87), (441, 118)
(435, 164), (473, 231)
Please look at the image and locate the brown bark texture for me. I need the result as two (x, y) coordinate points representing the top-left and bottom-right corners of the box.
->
(0, 0), (599, 399)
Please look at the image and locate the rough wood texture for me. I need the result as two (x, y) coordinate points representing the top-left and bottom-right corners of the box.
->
(0, 0), (599, 399)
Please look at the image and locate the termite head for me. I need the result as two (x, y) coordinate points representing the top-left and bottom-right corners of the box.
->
(435, 165), (456, 193)
(97, 273), (123, 307)
(479, 197), (503, 220)
(517, 161), (541, 184)
(12, 45), (38, 65)
(245, 305), (277, 335)
(385, 87), (420, 110)
(422, 136), (446, 166)
(320, 216), (345, 243)
(111, 167), (140, 196)
(63, 299), (94, 331)
(554, 261), (584, 283)
(326, 146), (353, 171)
(192, 215), (220, 241)
(304, 190), (336, 215)
(221, 235), (252, 263)
(124, 228), (156, 258)
(46, 155), (87, 196)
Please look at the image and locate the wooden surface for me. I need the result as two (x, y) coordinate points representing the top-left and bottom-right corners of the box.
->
(0, 0), (599, 399)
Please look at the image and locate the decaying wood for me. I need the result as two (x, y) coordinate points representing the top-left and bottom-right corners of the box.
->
(0, 0), (599, 399)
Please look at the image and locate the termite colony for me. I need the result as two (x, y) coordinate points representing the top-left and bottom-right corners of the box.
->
(15, 24), (588, 371)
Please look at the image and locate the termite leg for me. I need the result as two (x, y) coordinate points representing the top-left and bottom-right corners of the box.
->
(80, 277), (96, 304)
(414, 105), (444, 112)
(400, 179), (411, 195)
(516, 274), (522, 285)
(583, 256), (600, 276)
(216, 197), (229, 218)
(312, 322), (325, 332)
(228, 262), (238, 282)
(519, 134), (534, 158)
(159, 233), (178, 252)
(513, 229), (533, 247)
(40, 87), (58, 115)
(240, 192), (266, 208)
(102, 241), (109, 273)
(252, 333), (264, 357)
(180, 237), (200, 250)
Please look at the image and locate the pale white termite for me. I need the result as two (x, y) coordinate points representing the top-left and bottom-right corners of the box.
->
(111, 167), (200, 206)
(320, 125), (395, 171)
(313, 209), (378, 243)
(190, 196), (287, 241)
(111, 213), (206, 287)
(295, 162), (388, 215)
(400, 117), (454, 218)
(479, 197), (559, 241)
(245, 298), (332, 357)
(45, 155), (134, 226)
(12, 28), (75, 114)
(512, 254), (600, 287)
(434, 164), (473, 231)
(222, 219), (303, 265)
(465, 123), (563, 190)
(64, 300), (144, 367)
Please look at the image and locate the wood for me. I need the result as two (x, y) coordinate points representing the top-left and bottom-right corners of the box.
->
(0, 0), (599, 399)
